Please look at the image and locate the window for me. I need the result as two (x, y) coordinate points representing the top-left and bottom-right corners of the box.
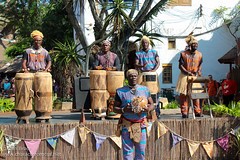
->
(168, 38), (176, 49)
(169, 0), (192, 6)
(162, 64), (172, 83)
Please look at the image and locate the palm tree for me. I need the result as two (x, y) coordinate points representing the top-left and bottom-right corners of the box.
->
(51, 39), (85, 99)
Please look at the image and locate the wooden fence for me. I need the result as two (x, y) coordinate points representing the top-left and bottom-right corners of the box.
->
(0, 117), (239, 160)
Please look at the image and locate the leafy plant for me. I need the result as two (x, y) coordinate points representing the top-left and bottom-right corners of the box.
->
(203, 101), (240, 117)
(162, 100), (179, 109)
(0, 98), (15, 112)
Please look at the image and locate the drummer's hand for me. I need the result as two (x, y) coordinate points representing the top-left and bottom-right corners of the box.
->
(95, 65), (103, 70)
(112, 67), (117, 71)
(106, 67), (113, 71)
(123, 103), (132, 113)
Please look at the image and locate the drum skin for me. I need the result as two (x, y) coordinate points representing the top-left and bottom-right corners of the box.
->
(107, 71), (124, 95)
(34, 72), (52, 119)
(15, 73), (34, 118)
(90, 70), (107, 90)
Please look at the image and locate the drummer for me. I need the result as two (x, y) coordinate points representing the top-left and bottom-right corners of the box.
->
(135, 35), (160, 72)
(22, 30), (51, 73)
(93, 40), (120, 71)
(175, 33), (203, 118)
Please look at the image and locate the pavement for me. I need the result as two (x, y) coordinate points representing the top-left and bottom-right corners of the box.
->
(0, 108), (211, 124)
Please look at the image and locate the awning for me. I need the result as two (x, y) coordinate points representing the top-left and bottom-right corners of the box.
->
(0, 57), (22, 73)
(218, 46), (237, 64)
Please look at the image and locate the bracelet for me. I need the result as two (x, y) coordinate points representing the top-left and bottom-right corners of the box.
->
(121, 107), (125, 113)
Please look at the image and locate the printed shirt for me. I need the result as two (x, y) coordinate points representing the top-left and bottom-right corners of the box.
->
(23, 47), (51, 71)
(135, 49), (158, 71)
(95, 51), (119, 70)
(179, 50), (202, 73)
(115, 84), (151, 121)
(207, 80), (218, 96)
(222, 79), (238, 96)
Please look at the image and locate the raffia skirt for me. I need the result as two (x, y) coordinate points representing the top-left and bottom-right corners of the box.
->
(176, 72), (202, 95)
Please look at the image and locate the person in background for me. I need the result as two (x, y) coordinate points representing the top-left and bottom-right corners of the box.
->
(207, 75), (219, 104)
(2, 77), (11, 97)
(93, 40), (120, 71)
(135, 36), (160, 72)
(218, 72), (238, 106)
(114, 69), (154, 160)
(22, 30), (51, 73)
(176, 34), (203, 118)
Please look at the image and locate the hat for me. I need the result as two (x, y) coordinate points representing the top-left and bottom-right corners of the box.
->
(30, 30), (44, 39)
(126, 69), (138, 77)
(185, 34), (198, 45)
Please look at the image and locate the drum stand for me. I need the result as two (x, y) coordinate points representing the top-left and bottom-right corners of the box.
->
(187, 76), (213, 119)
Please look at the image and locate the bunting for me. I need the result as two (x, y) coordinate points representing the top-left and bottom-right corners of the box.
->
(156, 121), (168, 140)
(4, 136), (21, 153)
(109, 136), (122, 149)
(217, 134), (229, 151)
(202, 142), (214, 159)
(61, 128), (76, 146)
(0, 121), (238, 159)
(0, 130), (4, 153)
(47, 137), (58, 150)
(171, 132), (183, 147)
(147, 122), (153, 137)
(93, 133), (107, 150)
(187, 141), (200, 157)
(78, 127), (90, 144)
(24, 139), (41, 158)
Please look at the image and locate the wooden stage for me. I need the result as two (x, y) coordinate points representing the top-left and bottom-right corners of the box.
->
(0, 110), (239, 159)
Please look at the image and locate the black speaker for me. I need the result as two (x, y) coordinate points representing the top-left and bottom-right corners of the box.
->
(73, 76), (91, 110)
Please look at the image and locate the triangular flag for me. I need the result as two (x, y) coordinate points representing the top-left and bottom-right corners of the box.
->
(109, 136), (122, 149)
(78, 127), (90, 144)
(93, 133), (107, 150)
(147, 122), (153, 137)
(47, 137), (58, 150)
(0, 130), (4, 153)
(171, 132), (183, 147)
(61, 128), (76, 146)
(187, 141), (200, 157)
(202, 142), (214, 159)
(217, 134), (229, 151)
(24, 139), (41, 158)
(156, 122), (168, 140)
(4, 136), (21, 153)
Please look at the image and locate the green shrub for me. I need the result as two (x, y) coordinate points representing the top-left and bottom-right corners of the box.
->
(0, 98), (15, 112)
(162, 100), (179, 109)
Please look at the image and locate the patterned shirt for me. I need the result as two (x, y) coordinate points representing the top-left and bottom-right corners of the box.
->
(115, 84), (151, 121)
(23, 47), (51, 71)
(94, 51), (120, 70)
(136, 49), (159, 71)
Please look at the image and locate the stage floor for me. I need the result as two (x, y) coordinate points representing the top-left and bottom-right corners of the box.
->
(0, 109), (212, 124)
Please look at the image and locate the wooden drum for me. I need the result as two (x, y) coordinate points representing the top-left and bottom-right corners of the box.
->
(34, 72), (53, 121)
(90, 70), (107, 90)
(107, 71), (124, 95)
(141, 72), (159, 94)
(15, 73), (34, 124)
(90, 90), (109, 114)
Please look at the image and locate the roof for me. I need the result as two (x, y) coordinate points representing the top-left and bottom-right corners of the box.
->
(0, 57), (22, 73)
(218, 46), (237, 64)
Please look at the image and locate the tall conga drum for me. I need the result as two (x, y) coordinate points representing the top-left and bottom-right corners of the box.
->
(90, 70), (107, 90)
(15, 73), (34, 124)
(90, 90), (109, 119)
(107, 71), (124, 95)
(141, 72), (159, 94)
(34, 72), (53, 122)
(106, 71), (124, 118)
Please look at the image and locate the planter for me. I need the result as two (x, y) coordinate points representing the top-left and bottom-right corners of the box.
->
(53, 102), (73, 110)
